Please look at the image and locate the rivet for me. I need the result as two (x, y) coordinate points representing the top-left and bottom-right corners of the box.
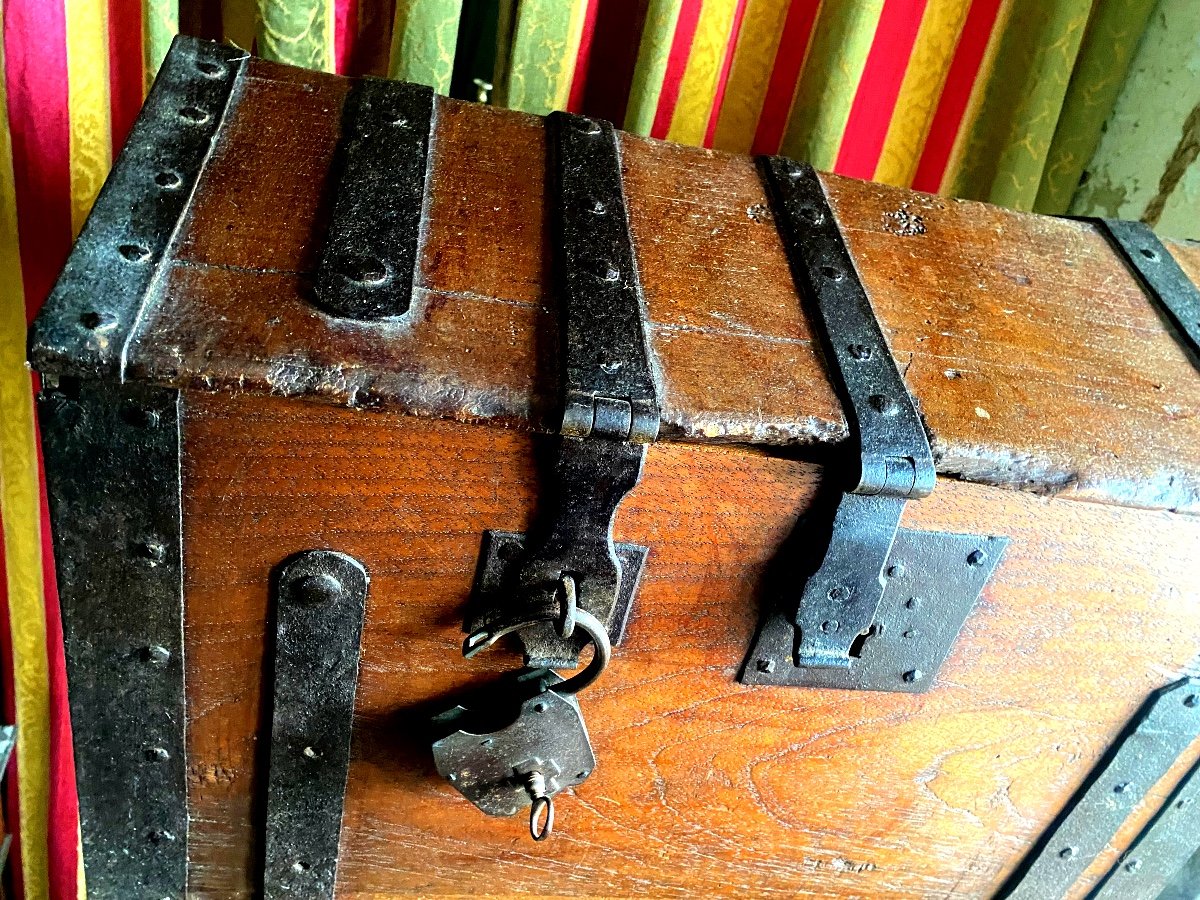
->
(602, 265), (620, 282)
(480, 738), (494, 747)
(121, 402), (161, 428)
(869, 394), (899, 416)
(448, 772), (458, 782)
(828, 585), (853, 603)
(578, 119), (602, 135)
(118, 243), (151, 263)
(902, 629), (917, 639)
(800, 204), (825, 224)
(533, 701), (547, 713)
(179, 106), (210, 124)
(143, 645), (170, 665)
(1114, 782), (1132, 794)
(820, 264), (844, 282)
(887, 564), (906, 578)
(848, 344), (873, 360)
(967, 549), (987, 567)
(1124, 858), (1142, 873)
(902, 669), (922, 683)
(590, 199), (606, 214)
(302, 746), (318, 759)
(1139, 247), (1158, 261)
(147, 829), (175, 844)
(821, 620), (839, 633)
(196, 59), (224, 78)
(1058, 847), (1077, 860)
(293, 573), (343, 606)
(390, 116), (408, 128)
(292, 861), (310, 874)
(905, 597), (921, 610)
(577, 770), (590, 779)
(1184, 694), (1198, 708)
(146, 747), (170, 761)
(135, 540), (167, 564)
(756, 658), (775, 674)
(155, 171), (182, 189)
(342, 255), (388, 286)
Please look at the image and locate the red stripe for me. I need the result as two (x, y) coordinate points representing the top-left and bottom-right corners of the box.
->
(108, 0), (145, 153)
(4, 0), (74, 323)
(834, 0), (926, 178)
(911, 0), (1003, 192)
(37, 392), (78, 900)
(649, 0), (703, 139)
(334, 0), (358, 75)
(567, 0), (602, 113)
(751, 0), (822, 155)
(0, 507), (24, 900)
(702, 0), (750, 148)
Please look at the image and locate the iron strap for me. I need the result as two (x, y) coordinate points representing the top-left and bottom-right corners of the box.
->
(39, 381), (188, 899)
(29, 36), (246, 378)
(1086, 217), (1200, 362)
(548, 111), (659, 443)
(314, 79), (434, 320)
(263, 551), (370, 899)
(998, 677), (1200, 900)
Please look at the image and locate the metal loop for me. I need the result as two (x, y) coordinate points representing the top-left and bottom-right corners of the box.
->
(530, 795), (554, 841)
(552, 607), (610, 695)
(557, 574), (577, 640)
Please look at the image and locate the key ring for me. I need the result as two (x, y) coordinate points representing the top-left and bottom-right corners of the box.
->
(462, 575), (611, 695)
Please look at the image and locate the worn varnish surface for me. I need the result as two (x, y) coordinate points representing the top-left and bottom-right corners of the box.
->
(110, 57), (1200, 513)
(182, 392), (1200, 898)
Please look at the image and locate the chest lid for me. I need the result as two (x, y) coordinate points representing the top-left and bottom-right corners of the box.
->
(29, 36), (1200, 515)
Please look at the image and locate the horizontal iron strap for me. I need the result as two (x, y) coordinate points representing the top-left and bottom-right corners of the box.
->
(758, 158), (933, 499)
(548, 111), (659, 443)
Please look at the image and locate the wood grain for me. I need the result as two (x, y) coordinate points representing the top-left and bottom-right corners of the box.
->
(113, 56), (1200, 514)
(181, 392), (1200, 898)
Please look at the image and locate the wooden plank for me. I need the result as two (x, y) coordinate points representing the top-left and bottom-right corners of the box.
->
(181, 392), (1200, 898)
(119, 57), (1200, 512)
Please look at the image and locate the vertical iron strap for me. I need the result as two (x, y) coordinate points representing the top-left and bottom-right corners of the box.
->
(29, 37), (247, 378)
(263, 551), (369, 900)
(758, 158), (933, 499)
(998, 677), (1200, 900)
(548, 111), (659, 443)
(40, 382), (187, 899)
(314, 79), (434, 320)
(1088, 218), (1200, 362)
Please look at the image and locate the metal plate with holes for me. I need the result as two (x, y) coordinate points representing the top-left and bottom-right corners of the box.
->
(39, 380), (187, 899)
(1089, 218), (1200, 362)
(264, 551), (369, 900)
(469, 530), (647, 669)
(29, 36), (245, 378)
(997, 677), (1200, 899)
(742, 531), (1007, 691)
(432, 670), (595, 817)
(1092, 758), (1200, 899)
(314, 79), (433, 320)
(549, 110), (659, 443)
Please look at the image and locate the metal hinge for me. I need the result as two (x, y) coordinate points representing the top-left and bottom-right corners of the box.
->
(464, 110), (659, 669)
(741, 160), (1006, 692)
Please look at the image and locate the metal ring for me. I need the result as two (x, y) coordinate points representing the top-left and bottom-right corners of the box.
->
(530, 795), (554, 841)
(557, 574), (577, 640)
(552, 607), (610, 695)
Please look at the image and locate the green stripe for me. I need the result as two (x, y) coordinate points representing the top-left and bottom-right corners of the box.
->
(947, 0), (1092, 210)
(779, 0), (884, 171)
(624, 0), (683, 134)
(389, 0), (464, 93)
(143, 0), (179, 88)
(497, 0), (582, 114)
(1068, 0), (1200, 240)
(256, 0), (334, 72)
(1033, 0), (1157, 214)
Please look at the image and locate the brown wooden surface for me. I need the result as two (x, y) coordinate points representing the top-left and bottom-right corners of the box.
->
(108, 56), (1200, 515)
(182, 391), (1200, 899)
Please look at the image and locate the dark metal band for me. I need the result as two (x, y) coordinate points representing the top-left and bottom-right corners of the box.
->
(263, 551), (369, 900)
(40, 381), (187, 899)
(314, 79), (434, 320)
(548, 111), (659, 443)
(1087, 217), (1200, 363)
(998, 677), (1200, 899)
(29, 36), (246, 378)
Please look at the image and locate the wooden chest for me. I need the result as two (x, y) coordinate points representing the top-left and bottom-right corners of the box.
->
(29, 36), (1200, 900)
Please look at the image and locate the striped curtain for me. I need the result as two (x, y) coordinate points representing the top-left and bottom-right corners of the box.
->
(0, 0), (1195, 897)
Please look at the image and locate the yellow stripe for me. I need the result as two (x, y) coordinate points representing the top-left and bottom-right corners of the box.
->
(710, 0), (790, 153)
(666, 0), (742, 146)
(939, 0), (1014, 194)
(874, 0), (973, 187)
(66, 0), (113, 237)
(0, 44), (51, 900)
